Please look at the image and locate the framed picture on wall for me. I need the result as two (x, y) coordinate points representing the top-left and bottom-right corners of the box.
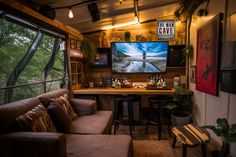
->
(70, 38), (75, 49)
(191, 66), (196, 83)
(196, 13), (222, 96)
(76, 40), (81, 50)
(90, 48), (111, 67)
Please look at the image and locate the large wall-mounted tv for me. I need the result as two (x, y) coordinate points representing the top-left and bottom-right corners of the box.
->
(111, 41), (168, 73)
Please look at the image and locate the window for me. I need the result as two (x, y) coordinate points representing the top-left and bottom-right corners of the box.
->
(0, 17), (66, 105)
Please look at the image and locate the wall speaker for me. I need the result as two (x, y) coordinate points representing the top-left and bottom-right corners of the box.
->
(167, 45), (186, 67)
(39, 5), (56, 20)
(87, 3), (100, 22)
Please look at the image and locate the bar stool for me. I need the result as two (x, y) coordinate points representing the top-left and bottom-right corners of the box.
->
(172, 124), (210, 157)
(113, 95), (135, 136)
(145, 95), (173, 140)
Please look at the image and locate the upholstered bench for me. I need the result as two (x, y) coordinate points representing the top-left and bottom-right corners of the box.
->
(172, 124), (210, 157)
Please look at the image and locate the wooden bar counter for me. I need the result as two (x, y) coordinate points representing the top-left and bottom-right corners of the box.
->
(73, 87), (175, 95)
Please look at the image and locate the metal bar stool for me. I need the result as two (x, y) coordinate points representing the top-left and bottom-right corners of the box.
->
(113, 95), (135, 136)
(145, 95), (173, 140)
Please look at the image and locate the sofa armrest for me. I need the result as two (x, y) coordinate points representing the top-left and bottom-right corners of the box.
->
(70, 98), (97, 116)
(0, 132), (66, 157)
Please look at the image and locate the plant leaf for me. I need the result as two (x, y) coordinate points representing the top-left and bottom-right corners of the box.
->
(217, 118), (229, 130)
(230, 124), (236, 134)
(227, 133), (236, 142)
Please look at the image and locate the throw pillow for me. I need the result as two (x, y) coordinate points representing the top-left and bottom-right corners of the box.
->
(16, 104), (57, 132)
(47, 101), (72, 133)
(54, 94), (77, 120)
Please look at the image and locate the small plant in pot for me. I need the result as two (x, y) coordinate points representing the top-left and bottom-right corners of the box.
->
(203, 118), (236, 157)
(171, 86), (193, 126)
(80, 39), (96, 63)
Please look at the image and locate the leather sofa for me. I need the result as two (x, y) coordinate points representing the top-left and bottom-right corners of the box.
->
(0, 89), (132, 157)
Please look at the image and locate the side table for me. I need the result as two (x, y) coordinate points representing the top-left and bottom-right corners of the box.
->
(172, 124), (210, 157)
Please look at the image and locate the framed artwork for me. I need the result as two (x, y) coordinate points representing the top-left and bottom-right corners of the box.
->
(196, 14), (222, 96)
(157, 20), (175, 39)
(71, 63), (76, 73)
(76, 40), (81, 50)
(190, 66), (196, 83)
(70, 38), (75, 49)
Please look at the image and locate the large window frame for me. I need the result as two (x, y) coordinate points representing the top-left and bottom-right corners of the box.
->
(0, 7), (68, 104)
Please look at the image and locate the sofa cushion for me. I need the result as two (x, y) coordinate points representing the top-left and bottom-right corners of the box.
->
(54, 94), (77, 120)
(16, 104), (57, 132)
(71, 111), (113, 134)
(70, 98), (97, 116)
(66, 134), (132, 157)
(47, 102), (72, 133)
(37, 88), (70, 107)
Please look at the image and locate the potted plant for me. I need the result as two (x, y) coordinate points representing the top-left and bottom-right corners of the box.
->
(203, 118), (236, 157)
(171, 86), (193, 126)
(80, 39), (96, 63)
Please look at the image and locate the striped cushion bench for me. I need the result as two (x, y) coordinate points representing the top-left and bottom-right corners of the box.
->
(172, 124), (210, 157)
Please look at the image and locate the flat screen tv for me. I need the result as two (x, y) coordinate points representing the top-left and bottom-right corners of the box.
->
(111, 41), (168, 73)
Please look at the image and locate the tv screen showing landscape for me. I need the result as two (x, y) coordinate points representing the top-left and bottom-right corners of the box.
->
(111, 41), (168, 73)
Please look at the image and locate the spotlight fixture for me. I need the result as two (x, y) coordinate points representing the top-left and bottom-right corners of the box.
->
(68, 8), (73, 18)
(197, 0), (209, 17)
(119, 0), (124, 4)
(53, 0), (102, 20)
(134, 15), (139, 23)
(133, 0), (139, 23)
(197, 8), (208, 17)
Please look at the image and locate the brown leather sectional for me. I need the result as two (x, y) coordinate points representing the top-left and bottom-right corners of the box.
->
(0, 89), (132, 157)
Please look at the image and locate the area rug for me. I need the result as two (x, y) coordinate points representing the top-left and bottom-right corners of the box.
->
(133, 140), (174, 157)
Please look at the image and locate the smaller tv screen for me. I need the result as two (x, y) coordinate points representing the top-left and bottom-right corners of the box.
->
(111, 41), (168, 73)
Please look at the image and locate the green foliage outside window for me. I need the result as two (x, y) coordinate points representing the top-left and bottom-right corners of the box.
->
(0, 19), (65, 105)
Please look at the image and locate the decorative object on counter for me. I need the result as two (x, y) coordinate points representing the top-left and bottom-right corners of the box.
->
(203, 118), (236, 157)
(146, 74), (168, 89)
(112, 75), (132, 88)
(89, 82), (94, 88)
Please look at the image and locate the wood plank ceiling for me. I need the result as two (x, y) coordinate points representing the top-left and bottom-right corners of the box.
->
(19, 0), (181, 33)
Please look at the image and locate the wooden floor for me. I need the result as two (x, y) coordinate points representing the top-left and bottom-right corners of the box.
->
(112, 124), (212, 157)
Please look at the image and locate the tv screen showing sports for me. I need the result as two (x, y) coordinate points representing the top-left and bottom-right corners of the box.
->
(111, 41), (168, 73)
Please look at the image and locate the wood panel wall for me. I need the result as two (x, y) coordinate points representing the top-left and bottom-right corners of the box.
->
(83, 18), (187, 88)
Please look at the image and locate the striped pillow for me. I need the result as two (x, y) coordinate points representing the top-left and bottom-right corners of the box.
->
(16, 104), (57, 132)
(54, 94), (77, 120)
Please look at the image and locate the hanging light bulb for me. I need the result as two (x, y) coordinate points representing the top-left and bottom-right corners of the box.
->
(68, 8), (74, 18)
(119, 0), (123, 4)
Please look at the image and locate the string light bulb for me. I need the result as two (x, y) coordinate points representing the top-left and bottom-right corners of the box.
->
(68, 8), (74, 18)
